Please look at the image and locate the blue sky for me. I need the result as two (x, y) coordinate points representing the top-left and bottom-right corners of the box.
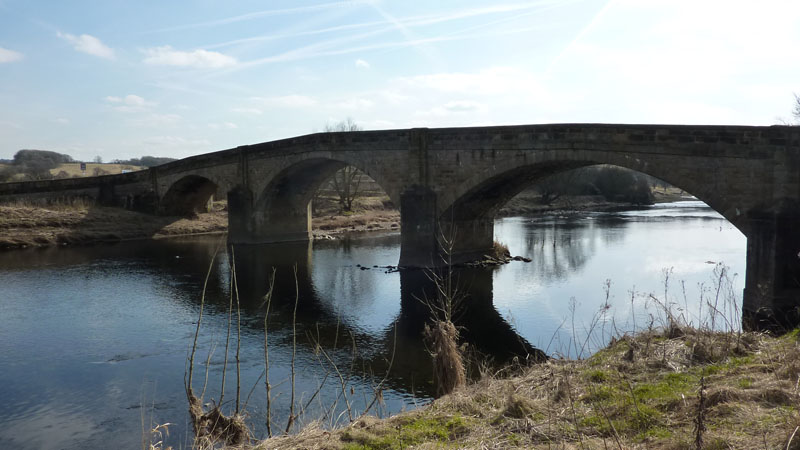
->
(1, 0), (799, 161)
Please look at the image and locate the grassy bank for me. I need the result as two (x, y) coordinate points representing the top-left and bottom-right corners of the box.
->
(205, 327), (800, 450)
(0, 200), (227, 249)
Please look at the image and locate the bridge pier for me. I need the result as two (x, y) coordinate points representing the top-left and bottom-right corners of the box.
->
(743, 212), (800, 330)
(227, 186), (312, 244)
(398, 186), (495, 267)
(447, 217), (495, 263)
(399, 186), (439, 267)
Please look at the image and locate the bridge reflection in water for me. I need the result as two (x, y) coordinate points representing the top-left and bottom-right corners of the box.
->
(231, 241), (543, 392)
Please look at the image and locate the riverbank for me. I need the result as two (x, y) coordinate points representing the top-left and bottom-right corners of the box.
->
(0, 197), (397, 250)
(497, 186), (689, 217)
(0, 202), (228, 249)
(202, 327), (800, 449)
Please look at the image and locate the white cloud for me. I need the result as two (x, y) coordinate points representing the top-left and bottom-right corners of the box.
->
(57, 32), (115, 59)
(0, 119), (22, 129)
(336, 98), (374, 110)
(381, 67), (562, 125)
(0, 46), (22, 63)
(105, 94), (157, 112)
(417, 100), (487, 118)
(362, 119), (396, 129)
(395, 67), (547, 97)
(129, 113), (182, 127)
(142, 46), (237, 68)
(208, 122), (238, 130)
(55, 118), (70, 124)
(377, 90), (410, 105)
(540, 0), (800, 124)
(442, 100), (483, 112)
(231, 107), (263, 115)
(143, 136), (210, 148)
(355, 58), (370, 69)
(253, 94), (317, 108)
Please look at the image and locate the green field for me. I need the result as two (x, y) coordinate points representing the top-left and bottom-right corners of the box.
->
(49, 163), (144, 177)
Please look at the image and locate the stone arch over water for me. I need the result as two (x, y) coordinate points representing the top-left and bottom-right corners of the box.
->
(240, 155), (401, 243)
(160, 174), (219, 216)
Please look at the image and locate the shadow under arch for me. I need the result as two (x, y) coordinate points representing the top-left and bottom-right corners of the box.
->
(160, 174), (218, 216)
(441, 149), (745, 230)
(239, 157), (400, 244)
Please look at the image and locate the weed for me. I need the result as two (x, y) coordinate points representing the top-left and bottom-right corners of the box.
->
(340, 414), (469, 450)
(584, 369), (609, 383)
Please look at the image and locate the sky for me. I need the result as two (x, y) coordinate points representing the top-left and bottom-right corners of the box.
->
(1, 0), (799, 162)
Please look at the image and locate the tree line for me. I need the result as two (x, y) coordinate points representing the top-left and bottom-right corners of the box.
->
(109, 156), (177, 167)
(0, 149), (176, 182)
(534, 166), (655, 206)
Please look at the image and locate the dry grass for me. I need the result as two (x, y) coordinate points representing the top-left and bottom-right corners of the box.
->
(224, 327), (800, 449)
(491, 240), (510, 260)
(312, 194), (399, 237)
(188, 396), (250, 449)
(423, 320), (467, 397)
(0, 202), (227, 249)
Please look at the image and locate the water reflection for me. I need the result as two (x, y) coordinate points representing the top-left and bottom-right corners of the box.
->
(492, 202), (745, 356)
(0, 201), (746, 449)
(508, 218), (615, 281)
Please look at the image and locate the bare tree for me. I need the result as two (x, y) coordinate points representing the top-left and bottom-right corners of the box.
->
(323, 117), (361, 133)
(330, 166), (362, 212)
(535, 168), (586, 205)
(777, 94), (800, 125)
(323, 118), (364, 213)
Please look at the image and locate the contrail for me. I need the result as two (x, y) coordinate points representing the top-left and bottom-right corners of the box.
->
(146, 0), (376, 33)
(545, 0), (618, 75)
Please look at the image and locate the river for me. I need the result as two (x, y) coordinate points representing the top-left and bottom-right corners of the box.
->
(0, 200), (745, 449)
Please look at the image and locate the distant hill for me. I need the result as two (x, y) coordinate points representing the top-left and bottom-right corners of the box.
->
(50, 163), (145, 178)
(0, 148), (167, 182)
(1, 149), (76, 181)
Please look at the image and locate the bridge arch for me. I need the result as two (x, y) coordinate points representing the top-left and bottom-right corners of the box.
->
(245, 155), (401, 243)
(438, 150), (742, 231)
(160, 174), (218, 216)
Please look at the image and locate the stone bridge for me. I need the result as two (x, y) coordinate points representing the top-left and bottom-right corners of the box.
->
(1, 123), (799, 328)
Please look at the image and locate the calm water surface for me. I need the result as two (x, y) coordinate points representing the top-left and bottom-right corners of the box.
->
(0, 200), (745, 449)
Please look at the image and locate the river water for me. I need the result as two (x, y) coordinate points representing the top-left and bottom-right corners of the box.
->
(0, 200), (745, 449)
